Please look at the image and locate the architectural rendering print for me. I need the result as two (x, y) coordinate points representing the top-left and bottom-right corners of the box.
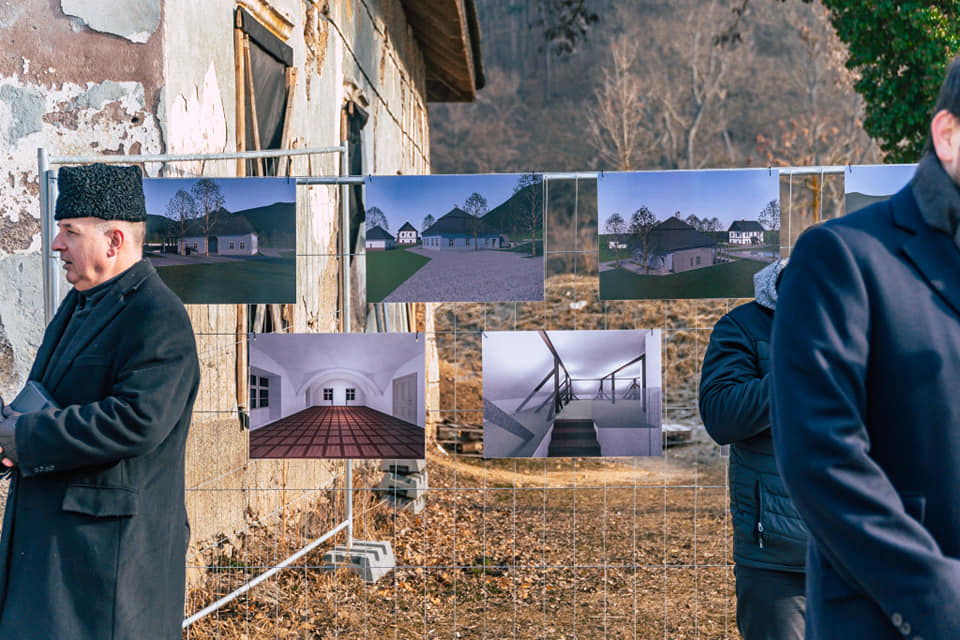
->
(248, 333), (425, 460)
(598, 169), (780, 300)
(142, 177), (296, 304)
(364, 173), (545, 303)
(483, 329), (662, 458)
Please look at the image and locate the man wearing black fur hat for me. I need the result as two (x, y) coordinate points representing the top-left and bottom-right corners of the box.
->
(0, 163), (200, 639)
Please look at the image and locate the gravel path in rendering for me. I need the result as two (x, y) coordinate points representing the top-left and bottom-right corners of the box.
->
(382, 248), (544, 302)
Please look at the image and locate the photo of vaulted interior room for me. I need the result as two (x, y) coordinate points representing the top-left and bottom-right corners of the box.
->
(248, 333), (425, 460)
(483, 329), (662, 458)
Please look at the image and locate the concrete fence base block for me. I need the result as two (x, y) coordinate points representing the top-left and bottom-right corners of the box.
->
(322, 540), (395, 583)
(385, 492), (426, 514)
(376, 470), (428, 500)
(381, 458), (426, 474)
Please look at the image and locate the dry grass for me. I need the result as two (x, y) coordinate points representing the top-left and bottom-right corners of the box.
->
(185, 270), (746, 639)
(185, 443), (736, 640)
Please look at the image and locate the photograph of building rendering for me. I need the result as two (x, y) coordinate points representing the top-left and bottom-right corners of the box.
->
(483, 329), (662, 458)
(364, 173), (545, 303)
(142, 177), (296, 304)
(247, 333), (425, 460)
(844, 164), (916, 214)
(598, 169), (780, 300)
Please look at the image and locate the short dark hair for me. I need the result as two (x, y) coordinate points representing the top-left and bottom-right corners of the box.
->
(924, 56), (960, 153)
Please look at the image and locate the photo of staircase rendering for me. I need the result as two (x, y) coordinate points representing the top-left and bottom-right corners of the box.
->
(548, 419), (602, 457)
(482, 329), (662, 458)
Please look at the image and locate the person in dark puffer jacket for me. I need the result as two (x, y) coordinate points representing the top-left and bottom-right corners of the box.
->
(699, 258), (808, 640)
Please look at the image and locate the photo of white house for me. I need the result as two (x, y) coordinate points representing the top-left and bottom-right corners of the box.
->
(365, 225), (396, 250)
(598, 169), (780, 300)
(483, 329), (662, 458)
(178, 211), (258, 256)
(248, 333), (425, 460)
(727, 220), (765, 245)
(364, 173), (544, 303)
(396, 221), (418, 244)
(142, 177), (296, 304)
(420, 207), (503, 249)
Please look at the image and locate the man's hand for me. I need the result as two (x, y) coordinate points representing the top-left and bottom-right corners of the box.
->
(0, 411), (20, 467)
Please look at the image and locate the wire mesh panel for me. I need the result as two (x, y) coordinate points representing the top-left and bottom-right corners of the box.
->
(179, 171), (844, 639)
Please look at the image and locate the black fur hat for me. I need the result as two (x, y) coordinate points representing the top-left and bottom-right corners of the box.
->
(55, 163), (147, 222)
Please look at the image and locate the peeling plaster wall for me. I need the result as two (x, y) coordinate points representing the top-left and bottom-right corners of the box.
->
(0, 0), (164, 399)
(159, 0), (436, 579)
(0, 0), (439, 590)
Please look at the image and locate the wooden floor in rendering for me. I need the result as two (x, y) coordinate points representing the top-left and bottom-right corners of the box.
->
(249, 406), (424, 459)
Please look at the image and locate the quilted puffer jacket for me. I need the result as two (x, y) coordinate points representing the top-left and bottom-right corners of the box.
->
(698, 261), (808, 571)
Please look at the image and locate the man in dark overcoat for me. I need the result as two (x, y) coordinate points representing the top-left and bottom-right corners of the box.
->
(0, 163), (200, 639)
(770, 60), (960, 638)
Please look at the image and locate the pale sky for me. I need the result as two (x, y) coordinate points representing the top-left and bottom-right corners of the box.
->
(365, 173), (534, 233)
(143, 177), (296, 218)
(598, 169), (779, 227)
(844, 164), (916, 196)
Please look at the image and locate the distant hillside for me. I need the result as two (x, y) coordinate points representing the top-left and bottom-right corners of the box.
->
(146, 214), (175, 242)
(145, 201), (295, 248)
(234, 201), (296, 248)
(845, 192), (889, 215)
(482, 182), (542, 236)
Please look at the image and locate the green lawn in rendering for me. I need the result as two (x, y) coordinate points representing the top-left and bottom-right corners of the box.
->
(600, 258), (769, 299)
(507, 239), (543, 256)
(365, 248), (431, 302)
(156, 256), (296, 304)
(598, 242), (629, 264)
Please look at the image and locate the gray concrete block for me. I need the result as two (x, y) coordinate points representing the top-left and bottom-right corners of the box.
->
(385, 492), (426, 514)
(381, 458), (426, 474)
(376, 470), (427, 500)
(322, 540), (394, 583)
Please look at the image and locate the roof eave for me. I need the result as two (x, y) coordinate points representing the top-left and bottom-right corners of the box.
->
(401, 0), (485, 102)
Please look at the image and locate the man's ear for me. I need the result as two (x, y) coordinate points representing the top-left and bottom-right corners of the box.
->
(931, 109), (960, 165)
(105, 226), (125, 257)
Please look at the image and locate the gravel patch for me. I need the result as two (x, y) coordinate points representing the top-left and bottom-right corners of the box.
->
(382, 247), (544, 302)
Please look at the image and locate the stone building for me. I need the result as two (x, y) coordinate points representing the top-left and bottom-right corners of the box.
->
(0, 0), (482, 585)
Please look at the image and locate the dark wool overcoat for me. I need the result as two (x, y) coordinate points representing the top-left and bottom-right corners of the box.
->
(0, 259), (199, 639)
(771, 187), (960, 639)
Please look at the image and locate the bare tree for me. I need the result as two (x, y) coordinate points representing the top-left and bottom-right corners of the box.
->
(513, 173), (543, 255)
(589, 1), (741, 170)
(759, 199), (780, 231)
(189, 179), (225, 253)
(588, 36), (650, 170)
(630, 206), (658, 274)
(166, 189), (197, 253)
(685, 214), (701, 231)
(604, 212), (627, 266)
(754, 2), (879, 168)
(422, 214), (436, 233)
(463, 192), (488, 251)
(657, 0), (735, 169)
(366, 206), (389, 231)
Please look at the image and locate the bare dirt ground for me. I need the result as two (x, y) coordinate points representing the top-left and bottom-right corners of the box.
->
(185, 442), (736, 640)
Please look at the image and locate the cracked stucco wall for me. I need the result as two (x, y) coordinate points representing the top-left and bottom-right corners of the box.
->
(0, 0), (440, 589)
(0, 0), (163, 398)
